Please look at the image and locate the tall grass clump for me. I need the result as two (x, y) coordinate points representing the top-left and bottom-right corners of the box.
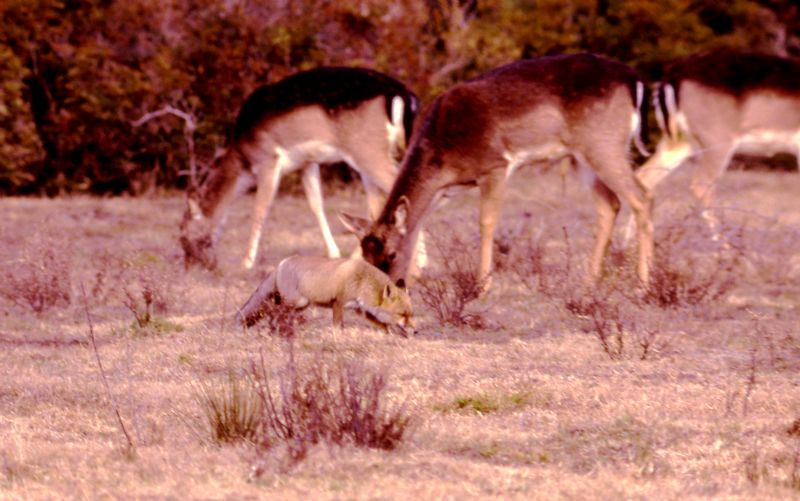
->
(195, 372), (263, 444)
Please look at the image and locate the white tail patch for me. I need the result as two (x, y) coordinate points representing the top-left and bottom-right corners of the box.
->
(386, 95), (406, 153)
(630, 81), (650, 157)
(663, 83), (679, 138)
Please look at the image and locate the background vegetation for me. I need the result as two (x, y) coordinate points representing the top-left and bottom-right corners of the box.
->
(1, 0), (798, 195)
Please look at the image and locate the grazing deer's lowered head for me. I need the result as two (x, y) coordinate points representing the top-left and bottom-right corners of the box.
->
(346, 53), (654, 290)
(179, 66), (418, 271)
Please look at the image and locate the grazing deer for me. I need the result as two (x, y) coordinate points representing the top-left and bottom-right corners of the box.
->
(180, 66), (418, 270)
(342, 53), (654, 291)
(235, 255), (414, 336)
(631, 51), (800, 240)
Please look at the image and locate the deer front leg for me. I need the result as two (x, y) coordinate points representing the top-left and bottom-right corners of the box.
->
(302, 163), (341, 258)
(477, 168), (507, 293)
(361, 177), (387, 222)
(243, 154), (283, 270)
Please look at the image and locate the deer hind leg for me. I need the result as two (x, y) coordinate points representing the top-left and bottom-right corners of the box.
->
(622, 137), (694, 243)
(689, 147), (734, 241)
(302, 163), (341, 258)
(588, 180), (623, 282)
(243, 149), (286, 270)
(477, 168), (508, 293)
(584, 151), (653, 284)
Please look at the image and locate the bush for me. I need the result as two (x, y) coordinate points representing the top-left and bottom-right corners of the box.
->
(0, 243), (71, 313)
(250, 348), (411, 465)
(642, 220), (741, 309)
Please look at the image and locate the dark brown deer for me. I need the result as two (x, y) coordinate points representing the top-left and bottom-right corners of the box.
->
(343, 54), (654, 291)
(631, 51), (800, 240)
(179, 67), (418, 270)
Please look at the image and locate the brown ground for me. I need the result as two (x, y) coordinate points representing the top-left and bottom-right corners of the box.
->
(1, 165), (799, 500)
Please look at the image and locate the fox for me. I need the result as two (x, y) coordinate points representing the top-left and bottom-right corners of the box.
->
(235, 255), (415, 336)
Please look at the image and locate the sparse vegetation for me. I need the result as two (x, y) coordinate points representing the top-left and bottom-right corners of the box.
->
(2, 167), (799, 498)
(433, 390), (543, 415)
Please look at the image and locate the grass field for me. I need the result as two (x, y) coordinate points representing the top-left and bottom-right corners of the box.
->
(1, 165), (799, 499)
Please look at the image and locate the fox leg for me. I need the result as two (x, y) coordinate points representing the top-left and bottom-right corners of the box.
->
(332, 299), (345, 328)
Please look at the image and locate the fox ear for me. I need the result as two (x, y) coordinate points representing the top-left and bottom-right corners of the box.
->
(395, 278), (406, 289)
(383, 284), (392, 299)
(338, 212), (371, 239)
(394, 197), (409, 235)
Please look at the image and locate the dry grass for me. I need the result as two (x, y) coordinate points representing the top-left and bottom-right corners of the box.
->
(1, 168), (800, 499)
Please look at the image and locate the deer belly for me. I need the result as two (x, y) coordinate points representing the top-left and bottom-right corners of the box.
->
(735, 129), (800, 157)
(274, 141), (355, 173)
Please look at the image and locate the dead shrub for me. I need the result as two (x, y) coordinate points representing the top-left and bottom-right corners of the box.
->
(86, 251), (127, 304)
(121, 260), (182, 336)
(195, 372), (263, 444)
(243, 294), (304, 339)
(642, 219), (741, 309)
(416, 231), (486, 328)
(0, 243), (71, 313)
(249, 347), (411, 465)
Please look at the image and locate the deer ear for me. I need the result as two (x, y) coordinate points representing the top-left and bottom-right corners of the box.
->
(394, 196), (409, 235)
(338, 212), (371, 238)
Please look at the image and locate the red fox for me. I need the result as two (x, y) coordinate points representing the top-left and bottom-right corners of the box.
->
(235, 255), (414, 336)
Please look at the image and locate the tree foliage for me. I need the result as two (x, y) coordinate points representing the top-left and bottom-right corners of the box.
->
(1, 0), (798, 195)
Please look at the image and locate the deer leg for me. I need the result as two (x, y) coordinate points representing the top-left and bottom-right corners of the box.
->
(361, 177), (386, 222)
(585, 151), (653, 284)
(243, 152), (284, 269)
(622, 138), (693, 244)
(302, 163), (340, 258)
(689, 147), (733, 242)
(477, 168), (507, 293)
(589, 180), (622, 282)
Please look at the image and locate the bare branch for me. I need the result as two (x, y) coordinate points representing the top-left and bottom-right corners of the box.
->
(131, 105), (199, 190)
(80, 283), (134, 451)
(131, 105), (196, 132)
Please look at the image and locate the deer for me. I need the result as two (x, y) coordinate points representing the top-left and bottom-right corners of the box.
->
(628, 51), (800, 241)
(179, 66), (418, 271)
(341, 53), (654, 292)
